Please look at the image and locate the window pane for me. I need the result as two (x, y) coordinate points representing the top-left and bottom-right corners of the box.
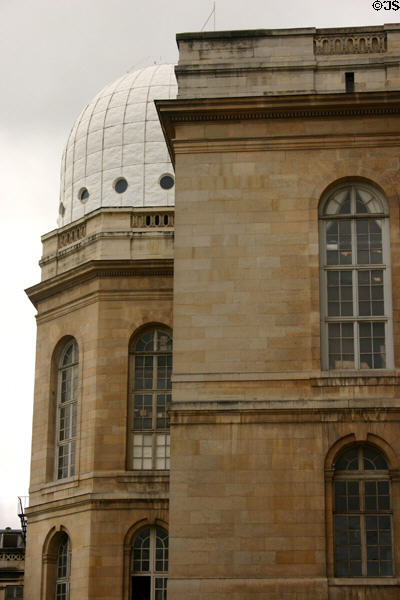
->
(325, 189), (351, 215)
(366, 514), (393, 576)
(155, 578), (168, 600)
(335, 481), (359, 511)
(335, 447), (359, 471)
(363, 447), (388, 470)
(155, 434), (170, 470)
(358, 270), (384, 316)
(334, 515), (362, 576)
(356, 218), (383, 264)
(155, 527), (169, 572)
(133, 529), (150, 572)
(156, 394), (170, 429)
(328, 271), (353, 317)
(135, 331), (154, 352)
(326, 220), (352, 265)
(157, 332), (172, 352)
(359, 323), (386, 369)
(57, 441), (75, 479)
(133, 395), (153, 430)
(328, 323), (354, 369)
(365, 481), (378, 510)
(133, 434), (153, 469)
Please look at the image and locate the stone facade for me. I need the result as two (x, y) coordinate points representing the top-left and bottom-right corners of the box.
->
(25, 209), (173, 599)
(160, 25), (400, 600)
(25, 24), (400, 600)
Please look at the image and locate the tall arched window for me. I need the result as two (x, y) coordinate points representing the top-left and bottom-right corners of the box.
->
(128, 328), (172, 470)
(131, 526), (168, 600)
(56, 339), (78, 479)
(319, 182), (393, 370)
(333, 445), (393, 577)
(55, 533), (71, 599)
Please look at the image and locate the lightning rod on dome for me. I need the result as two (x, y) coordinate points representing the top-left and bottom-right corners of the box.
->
(200, 2), (216, 32)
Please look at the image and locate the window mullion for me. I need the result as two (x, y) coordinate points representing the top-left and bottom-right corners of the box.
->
(351, 217), (360, 370)
(359, 447), (366, 576)
(153, 352), (157, 431)
(360, 480), (367, 576)
(152, 349), (157, 469)
(150, 528), (155, 600)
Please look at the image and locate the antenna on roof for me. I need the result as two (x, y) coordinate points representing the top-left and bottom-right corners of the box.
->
(201, 2), (216, 32)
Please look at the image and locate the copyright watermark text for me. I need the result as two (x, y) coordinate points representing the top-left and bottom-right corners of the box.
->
(372, 0), (400, 9)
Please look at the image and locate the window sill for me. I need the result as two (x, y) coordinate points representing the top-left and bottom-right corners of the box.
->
(33, 476), (80, 495)
(329, 578), (399, 586)
(117, 471), (169, 483)
(312, 371), (398, 387)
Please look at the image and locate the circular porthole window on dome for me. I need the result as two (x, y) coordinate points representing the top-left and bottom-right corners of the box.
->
(78, 187), (89, 203)
(159, 174), (175, 190)
(114, 178), (128, 194)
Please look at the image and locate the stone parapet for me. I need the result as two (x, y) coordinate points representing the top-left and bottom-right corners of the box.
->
(39, 206), (174, 281)
(176, 24), (400, 98)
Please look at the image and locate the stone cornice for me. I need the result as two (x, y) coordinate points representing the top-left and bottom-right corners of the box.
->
(172, 133), (400, 155)
(26, 494), (169, 520)
(35, 289), (173, 324)
(25, 259), (174, 308)
(170, 403), (400, 425)
(173, 371), (400, 383)
(156, 91), (400, 164)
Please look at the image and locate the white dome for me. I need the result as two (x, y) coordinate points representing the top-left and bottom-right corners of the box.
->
(58, 64), (177, 226)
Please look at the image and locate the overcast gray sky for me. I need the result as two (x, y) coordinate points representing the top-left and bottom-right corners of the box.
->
(1, 0), (399, 527)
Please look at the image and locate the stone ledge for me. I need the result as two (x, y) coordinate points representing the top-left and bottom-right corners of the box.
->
(169, 403), (400, 425)
(329, 577), (400, 586)
(26, 258), (174, 307)
(26, 494), (169, 518)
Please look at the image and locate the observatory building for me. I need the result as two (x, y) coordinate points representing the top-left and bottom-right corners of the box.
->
(26, 24), (400, 600)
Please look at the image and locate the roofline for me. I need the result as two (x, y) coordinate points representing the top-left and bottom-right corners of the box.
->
(176, 23), (400, 42)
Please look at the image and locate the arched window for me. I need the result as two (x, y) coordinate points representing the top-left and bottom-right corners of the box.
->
(319, 182), (393, 370)
(128, 328), (172, 470)
(56, 339), (78, 479)
(333, 445), (393, 577)
(131, 526), (168, 600)
(55, 533), (71, 599)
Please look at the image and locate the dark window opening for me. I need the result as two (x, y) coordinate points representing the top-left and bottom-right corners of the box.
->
(79, 188), (89, 202)
(159, 174), (174, 190)
(131, 576), (150, 600)
(2, 533), (20, 548)
(345, 72), (355, 93)
(115, 178), (128, 193)
(5, 587), (23, 600)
